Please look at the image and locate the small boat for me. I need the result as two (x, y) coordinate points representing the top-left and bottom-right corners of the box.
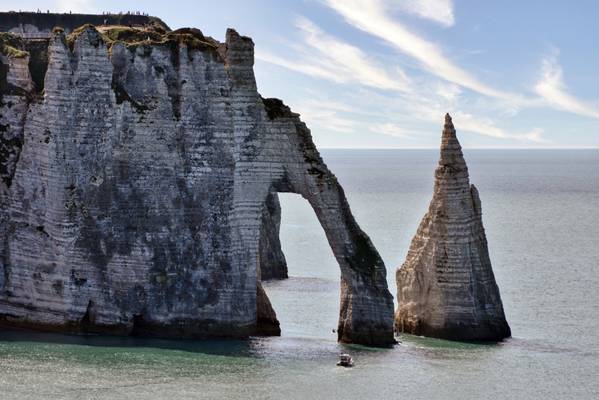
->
(336, 353), (354, 367)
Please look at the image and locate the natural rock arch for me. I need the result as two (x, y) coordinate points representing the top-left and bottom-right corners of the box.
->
(249, 109), (396, 344)
(227, 80), (396, 346)
(0, 19), (395, 347)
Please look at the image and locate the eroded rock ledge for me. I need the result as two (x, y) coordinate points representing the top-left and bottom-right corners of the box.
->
(0, 14), (394, 347)
(395, 114), (510, 341)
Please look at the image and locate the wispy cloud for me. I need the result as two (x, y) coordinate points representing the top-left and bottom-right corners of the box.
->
(258, 11), (546, 145)
(534, 49), (599, 119)
(396, 89), (548, 142)
(293, 86), (547, 144)
(454, 112), (546, 142)
(395, 0), (455, 27)
(293, 99), (358, 133)
(56, 0), (97, 13)
(256, 49), (346, 83)
(323, 0), (525, 103)
(371, 122), (413, 138)
(435, 81), (462, 102)
(256, 17), (412, 92)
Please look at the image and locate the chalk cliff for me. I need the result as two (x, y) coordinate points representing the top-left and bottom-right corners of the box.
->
(259, 192), (288, 280)
(395, 114), (510, 341)
(0, 15), (395, 346)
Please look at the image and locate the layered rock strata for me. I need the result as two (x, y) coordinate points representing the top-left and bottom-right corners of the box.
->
(395, 114), (510, 341)
(0, 17), (394, 346)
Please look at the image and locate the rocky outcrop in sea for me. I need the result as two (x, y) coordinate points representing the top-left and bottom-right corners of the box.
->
(395, 114), (510, 341)
(0, 14), (395, 346)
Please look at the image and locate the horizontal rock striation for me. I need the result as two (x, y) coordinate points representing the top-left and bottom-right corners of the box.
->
(395, 114), (510, 341)
(0, 17), (394, 346)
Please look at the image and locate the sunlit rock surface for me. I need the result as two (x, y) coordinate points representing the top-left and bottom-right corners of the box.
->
(395, 114), (510, 341)
(0, 15), (394, 346)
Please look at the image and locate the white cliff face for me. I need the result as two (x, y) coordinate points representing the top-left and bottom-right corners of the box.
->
(0, 48), (34, 293)
(395, 114), (510, 341)
(0, 45), (33, 189)
(0, 24), (395, 346)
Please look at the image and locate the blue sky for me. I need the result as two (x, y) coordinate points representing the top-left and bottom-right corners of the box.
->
(3, 1), (599, 148)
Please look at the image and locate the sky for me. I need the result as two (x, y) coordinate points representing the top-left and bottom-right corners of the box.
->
(2, 0), (599, 149)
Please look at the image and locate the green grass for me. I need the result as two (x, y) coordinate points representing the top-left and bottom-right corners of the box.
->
(64, 24), (219, 55)
(0, 32), (28, 59)
(101, 26), (163, 44)
(66, 23), (102, 50)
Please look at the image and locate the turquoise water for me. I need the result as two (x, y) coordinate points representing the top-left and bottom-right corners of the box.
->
(1, 149), (598, 399)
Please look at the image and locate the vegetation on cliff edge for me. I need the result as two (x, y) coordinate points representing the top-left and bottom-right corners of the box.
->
(65, 24), (220, 54)
(0, 33), (28, 59)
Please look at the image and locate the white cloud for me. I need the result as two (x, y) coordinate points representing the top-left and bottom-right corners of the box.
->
(298, 99), (361, 114)
(323, 0), (526, 104)
(294, 87), (547, 144)
(293, 100), (358, 133)
(256, 49), (347, 84)
(401, 93), (547, 142)
(435, 81), (461, 102)
(453, 112), (547, 142)
(258, 9), (547, 145)
(394, 0), (455, 27)
(56, 0), (97, 13)
(256, 17), (412, 92)
(535, 50), (599, 119)
(371, 122), (412, 138)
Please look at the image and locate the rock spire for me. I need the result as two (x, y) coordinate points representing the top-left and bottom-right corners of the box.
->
(395, 114), (510, 341)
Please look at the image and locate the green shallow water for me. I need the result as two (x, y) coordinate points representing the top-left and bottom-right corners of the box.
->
(1, 331), (596, 399)
(1, 150), (598, 399)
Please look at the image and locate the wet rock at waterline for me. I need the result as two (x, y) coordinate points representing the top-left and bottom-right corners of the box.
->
(0, 14), (395, 347)
(395, 114), (511, 341)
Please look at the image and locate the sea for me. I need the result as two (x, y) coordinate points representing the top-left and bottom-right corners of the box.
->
(1, 149), (598, 399)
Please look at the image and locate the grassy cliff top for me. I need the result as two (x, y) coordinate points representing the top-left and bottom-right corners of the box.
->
(66, 24), (220, 53)
(0, 11), (170, 33)
(0, 32), (28, 58)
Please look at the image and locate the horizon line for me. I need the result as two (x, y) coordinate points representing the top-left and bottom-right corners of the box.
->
(318, 147), (599, 150)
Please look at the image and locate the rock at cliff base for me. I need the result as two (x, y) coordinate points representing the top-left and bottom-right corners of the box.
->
(395, 114), (510, 341)
(255, 282), (280, 336)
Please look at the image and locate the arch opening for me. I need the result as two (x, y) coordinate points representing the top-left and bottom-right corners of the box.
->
(258, 192), (339, 339)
